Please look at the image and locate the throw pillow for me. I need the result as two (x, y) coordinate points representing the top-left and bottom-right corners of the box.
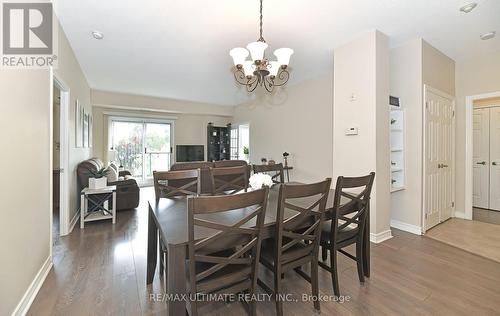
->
(109, 162), (118, 173)
(106, 165), (118, 182)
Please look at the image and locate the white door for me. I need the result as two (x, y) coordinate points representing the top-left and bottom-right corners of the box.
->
(472, 108), (490, 208)
(489, 107), (500, 210)
(424, 87), (455, 231)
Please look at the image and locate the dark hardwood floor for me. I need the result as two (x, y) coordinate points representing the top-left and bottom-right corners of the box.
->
(29, 187), (500, 315)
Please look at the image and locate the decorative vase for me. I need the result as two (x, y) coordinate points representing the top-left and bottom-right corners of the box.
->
(89, 177), (107, 189)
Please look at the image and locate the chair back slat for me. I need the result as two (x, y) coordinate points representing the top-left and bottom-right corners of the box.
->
(153, 169), (201, 199)
(253, 163), (285, 183)
(209, 165), (249, 195)
(187, 187), (269, 297)
(330, 172), (375, 243)
(275, 179), (332, 265)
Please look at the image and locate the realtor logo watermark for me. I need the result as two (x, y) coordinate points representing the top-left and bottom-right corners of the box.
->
(1, 1), (58, 68)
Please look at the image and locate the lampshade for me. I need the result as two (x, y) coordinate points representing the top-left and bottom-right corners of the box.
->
(274, 48), (294, 66)
(229, 47), (249, 66)
(242, 60), (254, 77)
(269, 61), (280, 76)
(246, 41), (268, 61)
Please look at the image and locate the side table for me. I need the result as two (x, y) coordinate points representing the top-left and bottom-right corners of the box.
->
(80, 185), (116, 228)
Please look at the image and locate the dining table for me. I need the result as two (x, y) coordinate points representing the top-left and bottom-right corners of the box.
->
(146, 182), (370, 316)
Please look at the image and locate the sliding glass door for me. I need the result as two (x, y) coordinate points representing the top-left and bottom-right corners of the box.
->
(110, 118), (172, 183)
(144, 123), (172, 178)
(111, 121), (144, 177)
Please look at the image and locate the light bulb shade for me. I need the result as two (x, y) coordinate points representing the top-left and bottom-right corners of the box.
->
(246, 41), (268, 61)
(269, 61), (280, 76)
(274, 48), (294, 66)
(242, 61), (254, 77)
(229, 47), (249, 66)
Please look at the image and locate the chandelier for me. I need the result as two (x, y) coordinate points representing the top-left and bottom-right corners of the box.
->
(229, 0), (294, 93)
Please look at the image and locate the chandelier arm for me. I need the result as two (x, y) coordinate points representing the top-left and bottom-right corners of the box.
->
(270, 69), (290, 87)
(263, 76), (274, 93)
(247, 77), (259, 92)
(234, 69), (249, 85)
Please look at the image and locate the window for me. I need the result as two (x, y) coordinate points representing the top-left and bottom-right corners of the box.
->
(230, 126), (239, 159)
(110, 117), (173, 184)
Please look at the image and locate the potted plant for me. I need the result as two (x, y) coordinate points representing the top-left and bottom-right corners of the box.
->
(87, 167), (109, 189)
(243, 146), (249, 161)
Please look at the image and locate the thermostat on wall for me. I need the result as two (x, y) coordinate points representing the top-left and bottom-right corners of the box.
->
(345, 127), (358, 135)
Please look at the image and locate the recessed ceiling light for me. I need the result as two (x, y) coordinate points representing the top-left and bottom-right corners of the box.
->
(460, 2), (477, 13)
(480, 31), (496, 40)
(91, 31), (104, 40)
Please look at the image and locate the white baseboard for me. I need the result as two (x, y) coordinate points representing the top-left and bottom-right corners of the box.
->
(454, 211), (466, 219)
(11, 255), (53, 316)
(390, 220), (422, 235)
(370, 229), (393, 243)
(68, 210), (80, 234)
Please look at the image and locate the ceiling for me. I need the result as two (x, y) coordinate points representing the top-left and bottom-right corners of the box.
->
(55, 0), (500, 106)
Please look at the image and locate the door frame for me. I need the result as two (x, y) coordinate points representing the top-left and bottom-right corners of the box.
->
(51, 73), (71, 237)
(465, 90), (500, 220)
(230, 121), (250, 161)
(422, 85), (456, 233)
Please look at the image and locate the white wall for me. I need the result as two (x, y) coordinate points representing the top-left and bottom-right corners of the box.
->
(54, 24), (92, 224)
(233, 72), (334, 184)
(389, 39), (423, 228)
(389, 39), (455, 232)
(455, 50), (500, 214)
(0, 21), (91, 314)
(333, 30), (391, 239)
(92, 90), (234, 117)
(422, 41), (456, 96)
(0, 70), (52, 316)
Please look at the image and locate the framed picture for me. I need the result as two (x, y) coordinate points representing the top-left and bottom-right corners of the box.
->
(83, 110), (89, 148)
(88, 113), (93, 148)
(75, 100), (83, 147)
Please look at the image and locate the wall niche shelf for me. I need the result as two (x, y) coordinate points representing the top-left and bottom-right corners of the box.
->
(390, 105), (405, 193)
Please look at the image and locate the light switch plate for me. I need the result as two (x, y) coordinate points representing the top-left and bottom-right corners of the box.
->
(345, 127), (358, 135)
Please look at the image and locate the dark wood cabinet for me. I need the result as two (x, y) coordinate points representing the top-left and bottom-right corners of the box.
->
(207, 123), (231, 161)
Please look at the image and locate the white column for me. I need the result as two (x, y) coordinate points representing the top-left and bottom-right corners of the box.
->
(333, 30), (391, 243)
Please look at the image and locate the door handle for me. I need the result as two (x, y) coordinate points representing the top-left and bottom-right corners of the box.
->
(442, 164), (449, 168)
(477, 161), (486, 165)
(493, 162), (498, 166)
(438, 163), (442, 168)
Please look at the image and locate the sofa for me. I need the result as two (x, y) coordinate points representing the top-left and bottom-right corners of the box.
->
(168, 160), (250, 194)
(77, 158), (140, 210)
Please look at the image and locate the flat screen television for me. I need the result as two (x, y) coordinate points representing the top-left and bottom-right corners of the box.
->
(176, 145), (205, 162)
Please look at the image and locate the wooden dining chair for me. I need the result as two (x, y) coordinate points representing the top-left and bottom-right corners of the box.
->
(153, 169), (201, 200)
(152, 169), (201, 284)
(253, 163), (285, 184)
(209, 165), (249, 195)
(186, 188), (269, 316)
(319, 172), (375, 297)
(258, 179), (332, 315)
